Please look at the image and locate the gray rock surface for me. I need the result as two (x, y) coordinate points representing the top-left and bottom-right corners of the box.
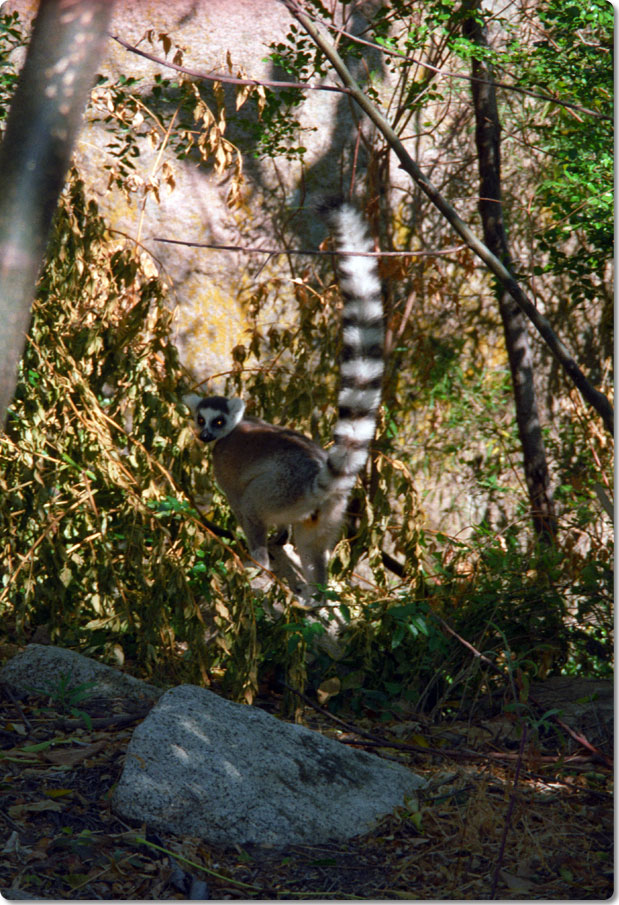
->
(112, 684), (424, 845)
(0, 643), (162, 707)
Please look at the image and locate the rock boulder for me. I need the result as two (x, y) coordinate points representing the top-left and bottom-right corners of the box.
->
(112, 684), (424, 845)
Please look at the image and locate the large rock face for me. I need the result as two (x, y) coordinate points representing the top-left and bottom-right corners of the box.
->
(112, 683), (424, 845)
(6, 0), (376, 382)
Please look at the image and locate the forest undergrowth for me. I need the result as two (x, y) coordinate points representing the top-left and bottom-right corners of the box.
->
(0, 3), (613, 717)
(0, 3), (613, 898)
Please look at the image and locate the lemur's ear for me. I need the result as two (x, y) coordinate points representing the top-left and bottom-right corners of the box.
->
(226, 398), (245, 420)
(182, 394), (203, 415)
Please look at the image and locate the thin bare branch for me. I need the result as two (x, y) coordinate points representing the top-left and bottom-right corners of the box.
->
(110, 33), (351, 96)
(151, 237), (466, 257)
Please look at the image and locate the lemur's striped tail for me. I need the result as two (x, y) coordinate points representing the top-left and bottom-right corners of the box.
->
(318, 202), (384, 497)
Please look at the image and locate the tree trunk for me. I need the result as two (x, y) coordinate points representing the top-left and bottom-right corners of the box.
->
(462, 0), (557, 544)
(0, 0), (115, 425)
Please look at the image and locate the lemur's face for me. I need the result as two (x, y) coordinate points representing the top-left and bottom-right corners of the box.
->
(188, 396), (245, 443)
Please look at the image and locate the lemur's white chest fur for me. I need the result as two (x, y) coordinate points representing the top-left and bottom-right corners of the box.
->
(185, 201), (384, 595)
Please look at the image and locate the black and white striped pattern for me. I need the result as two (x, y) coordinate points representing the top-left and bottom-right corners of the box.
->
(317, 203), (384, 496)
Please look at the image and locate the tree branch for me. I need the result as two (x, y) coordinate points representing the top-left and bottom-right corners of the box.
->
(284, 0), (614, 436)
(151, 236), (465, 257)
(110, 33), (351, 96)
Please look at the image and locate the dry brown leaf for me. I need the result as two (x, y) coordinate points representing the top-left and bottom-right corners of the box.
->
(9, 801), (63, 818)
(42, 740), (107, 766)
(317, 677), (341, 705)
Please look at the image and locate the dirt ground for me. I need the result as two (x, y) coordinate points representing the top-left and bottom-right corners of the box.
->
(0, 681), (613, 900)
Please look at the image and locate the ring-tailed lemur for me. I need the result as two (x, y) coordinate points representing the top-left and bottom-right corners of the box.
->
(185, 201), (384, 595)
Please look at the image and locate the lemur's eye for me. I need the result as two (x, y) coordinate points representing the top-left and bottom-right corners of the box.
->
(197, 415), (205, 428)
(213, 417), (225, 429)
